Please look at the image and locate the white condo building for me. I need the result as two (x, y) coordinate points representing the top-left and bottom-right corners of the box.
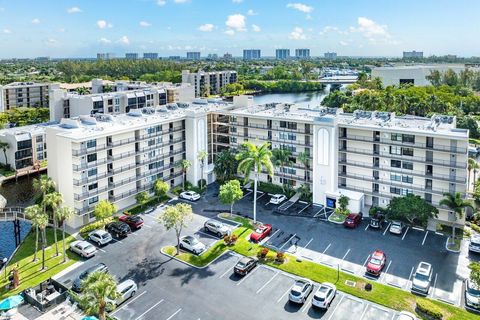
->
(371, 65), (466, 86)
(182, 70), (238, 97)
(0, 82), (59, 112)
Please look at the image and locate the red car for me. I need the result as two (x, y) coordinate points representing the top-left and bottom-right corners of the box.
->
(250, 224), (273, 242)
(343, 213), (362, 228)
(366, 250), (386, 276)
(118, 215), (144, 229)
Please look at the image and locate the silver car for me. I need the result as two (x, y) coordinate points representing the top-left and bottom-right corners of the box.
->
(289, 279), (314, 304)
(204, 219), (230, 237)
(88, 229), (113, 246)
(469, 234), (480, 253)
(389, 221), (404, 235)
(107, 279), (138, 309)
(179, 235), (206, 255)
(411, 262), (432, 294)
(312, 282), (336, 309)
(465, 278), (480, 310)
(69, 240), (97, 258)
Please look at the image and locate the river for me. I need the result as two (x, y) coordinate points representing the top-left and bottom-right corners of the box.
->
(252, 90), (329, 108)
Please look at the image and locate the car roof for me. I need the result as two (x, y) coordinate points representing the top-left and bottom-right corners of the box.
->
(417, 262), (432, 274)
(372, 250), (384, 257)
(238, 256), (254, 264)
(182, 235), (195, 241)
(117, 279), (136, 291)
(471, 234), (480, 242)
(93, 229), (108, 235)
(295, 279), (311, 286)
(391, 221), (402, 225)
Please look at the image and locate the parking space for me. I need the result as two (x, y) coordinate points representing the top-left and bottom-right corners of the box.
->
(327, 295), (365, 320)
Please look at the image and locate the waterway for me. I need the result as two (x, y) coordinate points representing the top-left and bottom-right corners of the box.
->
(253, 91), (328, 108)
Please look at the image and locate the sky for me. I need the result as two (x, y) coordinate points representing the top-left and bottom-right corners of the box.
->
(0, 0), (479, 59)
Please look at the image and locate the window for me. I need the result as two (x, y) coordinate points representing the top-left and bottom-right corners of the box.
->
(281, 167), (296, 175)
(88, 168), (97, 177)
(402, 134), (415, 143)
(231, 137), (237, 143)
(88, 196), (99, 205)
(279, 132), (296, 141)
(148, 139), (155, 146)
(402, 161), (413, 170)
(391, 133), (402, 142)
(402, 147), (414, 156)
(402, 175), (413, 184)
(279, 121), (297, 130)
(86, 139), (96, 149)
(146, 127), (155, 134)
(87, 153), (97, 163)
(148, 151), (156, 158)
(230, 126), (237, 133)
(280, 144), (296, 153)
(88, 183), (98, 191)
(401, 188), (413, 196)
(391, 160), (401, 168)
(390, 187), (401, 195)
(389, 146), (401, 155)
(36, 136), (43, 143)
(390, 173), (401, 182)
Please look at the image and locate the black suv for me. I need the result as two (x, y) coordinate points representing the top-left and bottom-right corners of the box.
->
(106, 221), (131, 238)
(369, 214), (385, 229)
(72, 263), (109, 292)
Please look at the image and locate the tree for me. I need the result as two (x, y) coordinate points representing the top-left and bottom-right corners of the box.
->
(33, 174), (55, 208)
(458, 116), (480, 139)
(0, 141), (10, 168)
(135, 191), (149, 208)
(56, 206), (73, 263)
(468, 158), (478, 190)
(219, 180), (244, 216)
(387, 194), (438, 228)
(154, 179), (170, 198)
(79, 271), (119, 320)
(157, 203), (193, 253)
(469, 262), (480, 288)
(271, 148), (293, 192)
(214, 149), (238, 183)
(31, 211), (49, 270)
(25, 204), (42, 262)
(335, 195), (350, 216)
(177, 159), (192, 190)
(197, 150), (208, 190)
(236, 141), (274, 223)
(439, 192), (473, 239)
(94, 200), (117, 224)
(43, 191), (64, 256)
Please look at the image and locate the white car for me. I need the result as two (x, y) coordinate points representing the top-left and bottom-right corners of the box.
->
(106, 279), (137, 309)
(179, 191), (201, 201)
(88, 229), (113, 246)
(69, 240), (97, 258)
(398, 311), (417, 320)
(312, 282), (336, 309)
(389, 221), (404, 235)
(269, 194), (287, 205)
(289, 279), (314, 304)
(179, 235), (206, 255)
(465, 278), (480, 310)
(204, 219), (230, 237)
(411, 262), (432, 294)
(469, 234), (480, 253)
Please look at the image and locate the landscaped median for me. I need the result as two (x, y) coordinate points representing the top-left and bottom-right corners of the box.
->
(161, 214), (478, 320)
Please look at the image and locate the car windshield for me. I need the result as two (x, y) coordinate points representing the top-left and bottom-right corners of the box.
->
(190, 238), (199, 245)
(346, 218), (354, 222)
(236, 262), (246, 268)
(369, 258), (382, 265)
(255, 226), (266, 233)
(414, 273), (429, 281)
(468, 284), (480, 297)
(290, 289), (302, 296)
(84, 244), (94, 251)
(392, 222), (401, 227)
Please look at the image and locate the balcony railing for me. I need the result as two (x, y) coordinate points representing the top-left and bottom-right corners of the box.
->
(230, 132), (312, 147)
(230, 122), (312, 135)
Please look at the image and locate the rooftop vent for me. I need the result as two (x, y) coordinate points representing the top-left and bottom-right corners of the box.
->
(94, 114), (114, 122)
(353, 110), (372, 119)
(127, 109), (143, 117)
(142, 107), (156, 115)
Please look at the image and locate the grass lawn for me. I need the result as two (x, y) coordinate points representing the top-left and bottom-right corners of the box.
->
(0, 228), (81, 300)
(446, 237), (461, 251)
(328, 212), (346, 224)
(0, 165), (15, 177)
(164, 215), (478, 320)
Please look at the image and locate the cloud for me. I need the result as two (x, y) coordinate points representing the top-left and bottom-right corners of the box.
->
(99, 37), (111, 44)
(67, 7), (82, 14)
(157, 0), (166, 6)
(97, 20), (113, 29)
(289, 27), (306, 40)
(232, 0), (243, 3)
(174, 0), (188, 3)
(225, 14), (246, 32)
(319, 25), (349, 35)
(198, 23), (214, 32)
(224, 29), (235, 36)
(350, 17), (390, 38)
(286, 3), (313, 13)
(118, 36), (130, 45)
(247, 9), (258, 16)
(339, 41), (349, 46)
(31, 18), (41, 25)
(45, 38), (59, 47)
(3, 29), (11, 34)
(251, 24), (261, 32)
(139, 21), (151, 27)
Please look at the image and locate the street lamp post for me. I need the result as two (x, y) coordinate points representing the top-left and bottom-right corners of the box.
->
(2, 257), (7, 279)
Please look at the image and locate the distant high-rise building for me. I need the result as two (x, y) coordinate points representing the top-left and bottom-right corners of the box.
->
(223, 52), (233, 59)
(275, 49), (290, 60)
(324, 52), (337, 60)
(403, 51), (424, 59)
(143, 52), (159, 60)
(243, 49), (261, 60)
(207, 53), (218, 60)
(295, 49), (310, 59)
(169, 56), (181, 60)
(125, 53), (138, 60)
(186, 52), (201, 60)
(97, 53), (115, 60)
(35, 57), (50, 62)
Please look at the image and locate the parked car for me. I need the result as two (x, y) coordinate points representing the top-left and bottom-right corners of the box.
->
(119, 214), (144, 230)
(469, 234), (480, 253)
(289, 279), (314, 304)
(269, 194), (287, 205)
(69, 240), (97, 258)
(204, 219), (230, 237)
(366, 250), (386, 276)
(179, 235), (206, 255)
(465, 278), (480, 310)
(311, 282), (336, 309)
(343, 213), (362, 228)
(72, 263), (109, 292)
(106, 221), (131, 238)
(369, 214), (385, 229)
(88, 229), (113, 246)
(249, 223), (273, 242)
(398, 311), (417, 320)
(179, 191), (201, 201)
(234, 256), (258, 276)
(109, 279), (138, 307)
(389, 221), (404, 235)
(411, 262), (433, 294)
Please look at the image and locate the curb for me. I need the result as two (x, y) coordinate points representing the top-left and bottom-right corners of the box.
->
(327, 214), (345, 225)
(445, 236), (461, 253)
(52, 261), (84, 280)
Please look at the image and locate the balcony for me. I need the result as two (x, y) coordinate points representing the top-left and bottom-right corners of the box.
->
(74, 185), (110, 201)
(230, 132), (312, 147)
(230, 122), (312, 135)
(73, 158), (108, 171)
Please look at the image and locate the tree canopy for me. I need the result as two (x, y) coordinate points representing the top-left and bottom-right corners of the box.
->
(387, 194), (438, 228)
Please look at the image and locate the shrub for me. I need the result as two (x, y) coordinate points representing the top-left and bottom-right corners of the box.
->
(223, 234), (238, 246)
(369, 206), (387, 218)
(470, 223), (480, 234)
(364, 283), (372, 291)
(79, 217), (114, 238)
(258, 248), (269, 259)
(416, 299), (443, 320)
(275, 252), (285, 263)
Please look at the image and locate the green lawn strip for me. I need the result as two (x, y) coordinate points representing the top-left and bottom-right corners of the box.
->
(0, 228), (81, 300)
(327, 212), (346, 223)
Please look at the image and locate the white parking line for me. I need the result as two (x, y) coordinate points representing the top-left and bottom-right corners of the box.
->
(401, 227), (410, 240)
(297, 238), (314, 256)
(383, 223), (391, 235)
(298, 204), (310, 214)
(322, 243), (331, 254)
(342, 249), (350, 261)
(196, 230), (220, 239)
(364, 224), (370, 231)
(362, 255), (370, 267)
(432, 273), (438, 297)
(134, 299), (164, 320)
(112, 239), (124, 244)
(266, 229), (280, 242)
(165, 308), (182, 320)
(327, 294), (345, 320)
(256, 272), (279, 294)
(236, 265), (259, 286)
(422, 231), (429, 245)
(256, 192), (266, 200)
(111, 291), (147, 315)
(405, 266), (415, 290)
(241, 191), (253, 199)
(358, 304), (368, 320)
(219, 260), (238, 279)
(279, 233), (297, 251)
(381, 260), (392, 283)
(277, 284), (294, 303)
(301, 292), (315, 313)
(97, 248), (106, 253)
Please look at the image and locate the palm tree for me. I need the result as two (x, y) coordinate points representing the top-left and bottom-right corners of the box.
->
(79, 271), (119, 320)
(439, 192), (474, 241)
(56, 207), (73, 263)
(271, 148), (293, 191)
(44, 192), (64, 256)
(31, 211), (49, 270)
(33, 175), (55, 209)
(197, 150), (208, 190)
(298, 151), (310, 181)
(213, 149), (237, 183)
(468, 158), (478, 191)
(236, 141), (274, 223)
(25, 204), (42, 262)
(177, 159), (192, 190)
(0, 141), (10, 168)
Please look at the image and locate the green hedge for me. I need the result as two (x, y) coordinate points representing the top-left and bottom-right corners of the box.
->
(79, 217), (114, 239)
(469, 222), (480, 234)
(416, 299), (444, 319)
(126, 195), (169, 215)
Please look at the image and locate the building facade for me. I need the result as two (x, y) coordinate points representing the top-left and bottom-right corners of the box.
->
(243, 49), (261, 60)
(143, 53), (158, 60)
(276, 49), (290, 60)
(403, 51), (424, 59)
(97, 53), (115, 60)
(324, 52), (337, 59)
(371, 65), (466, 86)
(181, 70), (238, 97)
(295, 49), (310, 59)
(0, 82), (59, 112)
(186, 52), (201, 60)
(125, 53), (139, 60)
